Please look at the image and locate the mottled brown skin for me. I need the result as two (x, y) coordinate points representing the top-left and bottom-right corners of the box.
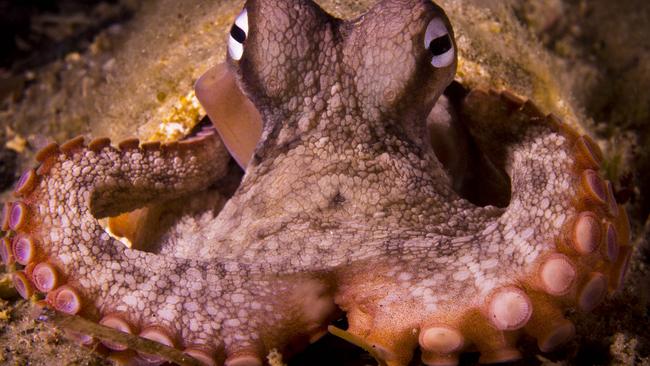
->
(0, 0), (632, 365)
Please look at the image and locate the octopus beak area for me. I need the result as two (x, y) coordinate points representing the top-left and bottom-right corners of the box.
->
(195, 62), (262, 170)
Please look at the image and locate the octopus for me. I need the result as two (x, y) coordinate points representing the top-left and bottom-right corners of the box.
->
(0, 0), (632, 365)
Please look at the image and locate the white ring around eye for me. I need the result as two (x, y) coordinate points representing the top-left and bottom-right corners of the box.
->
(228, 8), (249, 61)
(424, 17), (454, 68)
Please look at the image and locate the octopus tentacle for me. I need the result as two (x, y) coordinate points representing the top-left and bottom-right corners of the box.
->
(333, 90), (630, 366)
(1, 133), (337, 364)
(0, 93), (632, 366)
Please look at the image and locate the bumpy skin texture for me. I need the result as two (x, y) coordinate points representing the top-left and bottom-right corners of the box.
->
(0, 0), (632, 365)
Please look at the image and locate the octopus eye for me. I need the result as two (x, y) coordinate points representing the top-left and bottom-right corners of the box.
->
(424, 17), (455, 68)
(228, 9), (249, 61)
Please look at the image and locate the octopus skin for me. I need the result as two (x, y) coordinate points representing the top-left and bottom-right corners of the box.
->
(0, 0), (632, 365)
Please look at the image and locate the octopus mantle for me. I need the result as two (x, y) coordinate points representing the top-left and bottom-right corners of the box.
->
(0, 0), (631, 365)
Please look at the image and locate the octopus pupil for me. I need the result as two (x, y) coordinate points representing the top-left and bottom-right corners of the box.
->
(230, 24), (246, 43)
(429, 34), (451, 56)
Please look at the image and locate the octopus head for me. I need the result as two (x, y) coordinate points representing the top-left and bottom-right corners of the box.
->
(225, 0), (457, 135)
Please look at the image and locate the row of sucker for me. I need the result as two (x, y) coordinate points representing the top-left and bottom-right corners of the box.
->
(330, 89), (631, 366)
(0, 127), (260, 366)
(0, 91), (632, 365)
(415, 91), (631, 366)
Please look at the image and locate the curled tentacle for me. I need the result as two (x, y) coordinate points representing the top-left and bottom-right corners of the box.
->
(2, 132), (337, 364)
(333, 90), (630, 365)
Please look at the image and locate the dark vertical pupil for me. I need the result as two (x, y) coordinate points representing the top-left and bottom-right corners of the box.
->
(230, 24), (246, 43)
(429, 34), (451, 56)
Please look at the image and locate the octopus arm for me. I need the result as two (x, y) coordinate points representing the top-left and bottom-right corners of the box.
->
(1, 131), (335, 363)
(332, 90), (631, 366)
